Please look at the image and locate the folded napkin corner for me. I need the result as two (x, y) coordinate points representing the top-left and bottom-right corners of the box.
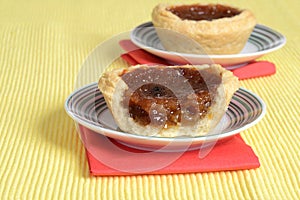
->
(80, 125), (260, 176)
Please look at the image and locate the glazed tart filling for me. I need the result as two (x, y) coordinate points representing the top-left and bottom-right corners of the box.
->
(167, 4), (241, 21)
(120, 67), (221, 128)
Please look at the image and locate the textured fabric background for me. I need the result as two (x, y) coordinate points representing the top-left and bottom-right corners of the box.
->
(0, 0), (299, 199)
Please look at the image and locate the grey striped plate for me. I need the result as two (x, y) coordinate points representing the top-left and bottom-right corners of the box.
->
(130, 22), (286, 67)
(65, 83), (266, 151)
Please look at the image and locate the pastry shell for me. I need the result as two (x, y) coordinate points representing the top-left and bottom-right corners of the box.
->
(151, 3), (256, 55)
(98, 64), (239, 137)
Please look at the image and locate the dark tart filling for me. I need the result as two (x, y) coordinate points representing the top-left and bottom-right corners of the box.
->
(120, 67), (221, 128)
(167, 4), (241, 21)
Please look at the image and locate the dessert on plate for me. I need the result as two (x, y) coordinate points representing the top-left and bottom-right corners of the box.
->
(98, 64), (239, 137)
(151, 3), (256, 55)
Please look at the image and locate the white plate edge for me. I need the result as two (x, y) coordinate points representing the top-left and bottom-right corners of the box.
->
(130, 22), (286, 60)
(64, 84), (267, 144)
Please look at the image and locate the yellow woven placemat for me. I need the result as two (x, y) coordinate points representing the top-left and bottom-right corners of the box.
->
(0, 0), (299, 199)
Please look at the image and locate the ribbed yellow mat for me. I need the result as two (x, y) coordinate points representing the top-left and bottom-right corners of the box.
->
(0, 0), (299, 199)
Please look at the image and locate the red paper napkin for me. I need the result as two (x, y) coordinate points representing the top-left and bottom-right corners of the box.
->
(119, 39), (276, 80)
(80, 125), (260, 176)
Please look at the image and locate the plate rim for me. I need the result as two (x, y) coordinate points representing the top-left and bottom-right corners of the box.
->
(65, 83), (266, 143)
(130, 21), (286, 60)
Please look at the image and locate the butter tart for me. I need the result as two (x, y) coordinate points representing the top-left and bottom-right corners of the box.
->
(98, 64), (239, 137)
(151, 3), (256, 55)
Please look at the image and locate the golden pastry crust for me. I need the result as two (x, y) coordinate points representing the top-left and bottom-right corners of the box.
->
(152, 3), (256, 55)
(99, 64), (239, 137)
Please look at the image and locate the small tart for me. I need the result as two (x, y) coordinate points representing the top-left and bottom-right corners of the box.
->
(98, 64), (239, 137)
(152, 3), (256, 55)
